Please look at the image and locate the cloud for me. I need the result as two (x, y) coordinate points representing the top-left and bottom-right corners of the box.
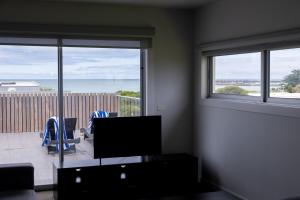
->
(0, 45), (57, 65)
(215, 49), (300, 80)
(63, 48), (140, 65)
(0, 46), (140, 79)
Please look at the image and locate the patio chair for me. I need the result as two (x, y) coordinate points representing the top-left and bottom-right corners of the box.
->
(41, 117), (80, 153)
(64, 118), (80, 150)
(80, 111), (118, 140)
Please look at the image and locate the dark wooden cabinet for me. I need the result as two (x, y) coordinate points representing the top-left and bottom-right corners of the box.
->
(53, 154), (198, 199)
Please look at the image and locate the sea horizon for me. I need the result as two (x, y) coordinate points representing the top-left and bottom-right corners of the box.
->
(0, 79), (140, 93)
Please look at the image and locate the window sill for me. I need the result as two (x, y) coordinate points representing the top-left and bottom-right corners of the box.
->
(200, 97), (300, 118)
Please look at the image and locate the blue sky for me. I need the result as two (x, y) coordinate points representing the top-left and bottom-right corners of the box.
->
(0, 46), (140, 79)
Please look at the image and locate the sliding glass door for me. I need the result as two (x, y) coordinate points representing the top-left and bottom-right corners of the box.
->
(62, 46), (142, 160)
(0, 37), (146, 186)
(0, 44), (58, 186)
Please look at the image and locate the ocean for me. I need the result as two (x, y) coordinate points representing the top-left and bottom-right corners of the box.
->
(1, 79), (140, 93)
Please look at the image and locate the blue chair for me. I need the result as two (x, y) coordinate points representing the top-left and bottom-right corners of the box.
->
(81, 111), (117, 140)
(41, 117), (79, 153)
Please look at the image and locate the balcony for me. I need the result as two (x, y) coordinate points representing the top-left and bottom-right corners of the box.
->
(0, 92), (140, 186)
(0, 131), (92, 186)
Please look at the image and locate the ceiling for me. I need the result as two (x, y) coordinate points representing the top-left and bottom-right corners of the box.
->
(40, 0), (219, 8)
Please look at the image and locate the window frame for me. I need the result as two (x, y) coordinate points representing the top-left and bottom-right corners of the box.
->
(205, 45), (300, 106)
(207, 50), (264, 102)
(266, 46), (300, 105)
(0, 36), (148, 187)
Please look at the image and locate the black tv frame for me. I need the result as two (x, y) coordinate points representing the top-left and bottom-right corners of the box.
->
(93, 115), (162, 159)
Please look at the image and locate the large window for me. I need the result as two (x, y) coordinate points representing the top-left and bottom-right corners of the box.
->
(0, 37), (147, 187)
(207, 46), (300, 103)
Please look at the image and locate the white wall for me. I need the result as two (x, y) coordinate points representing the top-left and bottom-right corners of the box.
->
(196, 0), (300, 44)
(0, 1), (194, 154)
(196, 0), (300, 199)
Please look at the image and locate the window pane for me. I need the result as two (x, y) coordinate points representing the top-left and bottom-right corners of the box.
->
(270, 48), (300, 99)
(0, 45), (58, 186)
(213, 52), (261, 96)
(62, 47), (141, 161)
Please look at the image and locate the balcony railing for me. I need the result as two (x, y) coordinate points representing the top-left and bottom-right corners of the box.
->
(0, 92), (140, 133)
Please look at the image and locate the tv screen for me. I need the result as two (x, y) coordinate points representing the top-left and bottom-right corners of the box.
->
(93, 115), (162, 159)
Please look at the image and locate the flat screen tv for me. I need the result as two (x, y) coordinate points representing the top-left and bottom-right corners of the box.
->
(93, 115), (161, 159)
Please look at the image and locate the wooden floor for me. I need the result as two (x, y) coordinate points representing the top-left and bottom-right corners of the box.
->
(0, 131), (93, 186)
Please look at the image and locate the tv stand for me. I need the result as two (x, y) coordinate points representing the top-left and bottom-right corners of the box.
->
(53, 153), (198, 199)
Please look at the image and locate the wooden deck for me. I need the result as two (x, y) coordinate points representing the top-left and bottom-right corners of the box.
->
(0, 130), (93, 186)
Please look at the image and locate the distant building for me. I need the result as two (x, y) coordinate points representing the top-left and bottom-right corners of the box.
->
(0, 81), (40, 92)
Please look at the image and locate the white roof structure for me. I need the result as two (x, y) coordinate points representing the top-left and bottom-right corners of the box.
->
(0, 81), (40, 87)
(0, 81), (40, 92)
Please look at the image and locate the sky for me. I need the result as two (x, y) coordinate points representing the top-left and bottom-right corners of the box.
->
(1, 45), (299, 81)
(0, 45), (140, 79)
(215, 48), (300, 80)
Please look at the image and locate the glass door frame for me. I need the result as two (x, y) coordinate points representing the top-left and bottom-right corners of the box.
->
(0, 36), (147, 185)
(57, 39), (146, 164)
